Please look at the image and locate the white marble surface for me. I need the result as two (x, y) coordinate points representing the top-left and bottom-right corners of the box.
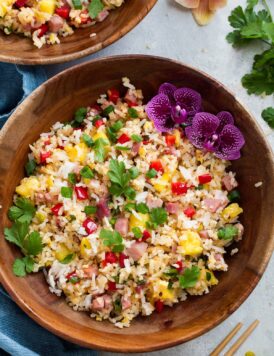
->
(46, 1), (274, 355)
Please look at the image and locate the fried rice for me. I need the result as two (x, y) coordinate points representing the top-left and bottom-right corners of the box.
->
(0, 0), (125, 48)
(6, 78), (244, 328)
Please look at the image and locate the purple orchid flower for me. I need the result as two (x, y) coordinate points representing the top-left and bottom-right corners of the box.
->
(185, 111), (245, 160)
(145, 83), (202, 132)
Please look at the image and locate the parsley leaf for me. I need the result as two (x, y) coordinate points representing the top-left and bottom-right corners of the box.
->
(4, 221), (29, 248)
(179, 266), (200, 288)
(129, 167), (139, 179)
(262, 107), (274, 128)
(146, 169), (157, 179)
(25, 159), (37, 176)
(218, 225), (238, 240)
(84, 206), (97, 215)
(99, 229), (124, 252)
(106, 120), (124, 143)
(149, 208), (167, 227)
(108, 159), (136, 199)
(23, 231), (43, 256)
(8, 197), (36, 224)
(88, 0), (104, 19)
(13, 256), (35, 277)
(136, 203), (149, 214)
(94, 138), (108, 162)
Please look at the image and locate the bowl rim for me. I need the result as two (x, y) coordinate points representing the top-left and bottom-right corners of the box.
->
(0, 54), (274, 353)
(0, 0), (157, 65)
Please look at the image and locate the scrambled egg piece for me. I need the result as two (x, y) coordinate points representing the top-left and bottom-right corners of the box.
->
(15, 177), (40, 198)
(178, 230), (203, 257)
(129, 213), (149, 231)
(222, 203), (243, 222)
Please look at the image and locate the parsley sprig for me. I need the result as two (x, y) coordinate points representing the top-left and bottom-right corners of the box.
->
(8, 197), (36, 224)
(99, 229), (124, 252)
(179, 266), (200, 289)
(227, 0), (274, 128)
(147, 207), (167, 229)
(108, 159), (136, 200)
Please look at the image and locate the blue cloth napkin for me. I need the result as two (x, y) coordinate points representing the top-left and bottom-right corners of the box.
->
(0, 63), (98, 356)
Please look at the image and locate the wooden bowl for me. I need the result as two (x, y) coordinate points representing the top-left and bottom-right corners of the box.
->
(0, 0), (157, 65)
(0, 55), (273, 353)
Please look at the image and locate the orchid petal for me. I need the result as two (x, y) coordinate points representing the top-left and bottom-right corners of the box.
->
(145, 94), (174, 132)
(174, 87), (202, 116)
(192, 0), (215, 26)
(184, 126), (205, 149)
(215, 150), (241, 161)
(175, 0), (200, 9)
(158, 83), (177, 103)
(216, 111), (234, 132)
(209, 0), (227, 11)
(215, 124), (245, 160)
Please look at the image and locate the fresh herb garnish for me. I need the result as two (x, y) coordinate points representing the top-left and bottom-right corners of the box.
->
(136, 202), (149, 214)
(68, 172), (77, 185)
(262, 107), (274, 128)
(82, 133), (94, 147)
(113, 298), (122, 313)
(149, 207), (167, 227)
(12, 256), (34, 277)
(73, 107), (87, 126)
(99, 229), (124, 252)
(129, 167), (139, 179)
(80, 166), (94, 179)
(108, 159), (136, 200)
(94, 138), (108, 162)
(106, 120), (123, 143)
(60, 253), (75, 264)
(131, 134), (142, 142)
(88, 0), (104, 19)
(146, 168), (157, 179)
(164, 267), (179, 278)
(132, 227), (142, 239)
(128, 107), (139, 118)
(61, 186), (73, 199)
(218, 225), (238, 240)
(124, 203), (136, 212)
(103, 105), (115, 117)
(84, 206), (97, 215)
(25, 159), (37, 176)
(72, 0), (82, 9)
(179, 266), (200, 288)
(8, 197), (36, 224)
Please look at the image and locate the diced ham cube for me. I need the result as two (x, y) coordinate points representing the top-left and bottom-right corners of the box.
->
(83, 265), (98, 278)
(97, 10), (109, 22)
(96, 198), (110, 219)
(115, 217), (129, 237)
(204, 198), (224, 213)
(102, 294), (113, 311)
(146, 194), (163, 209)
(199, 230), (209, 239)
(166, 202), (181, 215)
(48, 15), (64, 33)
(126, 242), (148, 261)
(121, 296), (131, 310)
(91, 296), (104, 311)
(222, 174), (238, 192)
(132, 142), (141, 156)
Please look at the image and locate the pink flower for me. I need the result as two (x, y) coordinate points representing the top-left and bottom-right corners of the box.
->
(175, 0), (227, 25)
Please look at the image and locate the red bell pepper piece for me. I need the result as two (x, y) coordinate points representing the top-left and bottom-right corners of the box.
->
(171, 182), (188, 195)
(155, 300), (164, 313)
(183, 206), (196, 218)
(104, 252), (118, 265)
(150, 160), (164, 173)
(94, 119), (104, 128)
(165, 134), (176, 146)
(51, 203), (63, 216)
(74, 186), (88, 200)
(119, 253), (128, 268)
(198, 174), (212, 184)
(107, 88), (120, 104)
(142, 230), (151, 242)
(117, 133), (130, 144)
(37, 24), (49, 38)
(55, 6), (70, 19)
(83, 218), (97, 235)
(40, 151), (51, 164)
(107, 281), (117, 291)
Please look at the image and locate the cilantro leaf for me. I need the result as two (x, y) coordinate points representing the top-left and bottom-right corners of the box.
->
(25, 159), (37, 176)
(23, 231), (43, 256)
(149, 208), (167, 227)
(94, 138), (108, 162)
(13, 258), (26, 277)
(8, 197), (36, 223)
(108, 159), (136, 199)
(99, 229), (124, 252)
(129, 167), (139, 179)
(4, 221), (29, 248)
(146, 169), (157, 179)
(88, 0), (104, 19)
(262, 107), (274, 128)
(23, 256), (35, 273)
(179, 266), (200, 288)
(136, 203), (149, 214)
(123, 186), (136, 200)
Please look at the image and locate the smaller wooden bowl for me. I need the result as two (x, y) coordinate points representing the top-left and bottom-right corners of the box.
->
(0, 55), (274, 353)
(0, 0), (157, 65)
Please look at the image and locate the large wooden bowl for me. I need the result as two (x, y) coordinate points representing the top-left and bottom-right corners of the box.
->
(0, 0), (157, 65)
(0, 55), (273, 352)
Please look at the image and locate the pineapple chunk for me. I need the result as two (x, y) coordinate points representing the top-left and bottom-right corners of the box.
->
(154, 280), (175, 301)
(35, 212), (46, 223)
(152, 173), (171, 193)
(92, 130), (109, 143)
(15, 177), (40, 198)
(221, 203), (243, 222)
(64, 143), (89, 164)
(174, 129), (181, 147)
(178, 230), (203, 257)
(55, 244), (72, 262)
(38, 0), (56, 15)
(80, 238), (91, 258)
(202, 269), (218, 286)
(129, 213), (149, 231)
(0, 0), (14, 17)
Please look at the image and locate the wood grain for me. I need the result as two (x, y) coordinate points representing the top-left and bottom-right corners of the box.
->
(0, 0), (157, 65)
(0, 55), (273, 353)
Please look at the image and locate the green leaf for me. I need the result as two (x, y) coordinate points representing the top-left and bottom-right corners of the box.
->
(240, 21), (264, 39)
(68, 172), (77, 185)
(131, 134), (142, 143)
(60, 253), (75, 264)
(116, 146), (130, 151)
(226, 30), (252, 47)
(99, 229), (124, 252)
(129, 167), (139, 179)
(72, 0), (82, 9)
(82, 133), (94, 148)
(4, 221), (29, 248)
(113, 298), (122, 313)
(146, 169), (157, 179)
(218, 225), (238, 240)
(109, 183), (124, 196)
(103, 105), (115, 117)
(23, 231), (43, 256)
(108, 159), (127, 186)
(262, 22), (274, 42)
(136, 203), (149, 214)
(23, 256), (35, 273)
(262, 107), (274, 128)
(61, 186), (73, 199)
(149, 207), (167, 227)
(124, 203), (136, 212)
(111, 120), (123, 132)
(12, 258), (26, 277)
(74, 107), (87, 124)
(179, 266), (200, 288)
(128, 107), (138, 118)
(132, 227), (142, 239)
(228, 6), (247, 29)
(247, 0), (258, 10)
(80, 166), (94, 179)
(25, 159), (37, 176)
(8, 197), (36, 223)
(84, 206), (97, 215)
(164, 267), (179, 278)
(94, 138), (108, 162)
(124, 186), (136, 200)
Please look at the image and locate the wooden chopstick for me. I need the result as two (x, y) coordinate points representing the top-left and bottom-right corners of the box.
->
(224, 320), (260, 356)
(210, 322), (243, 356)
